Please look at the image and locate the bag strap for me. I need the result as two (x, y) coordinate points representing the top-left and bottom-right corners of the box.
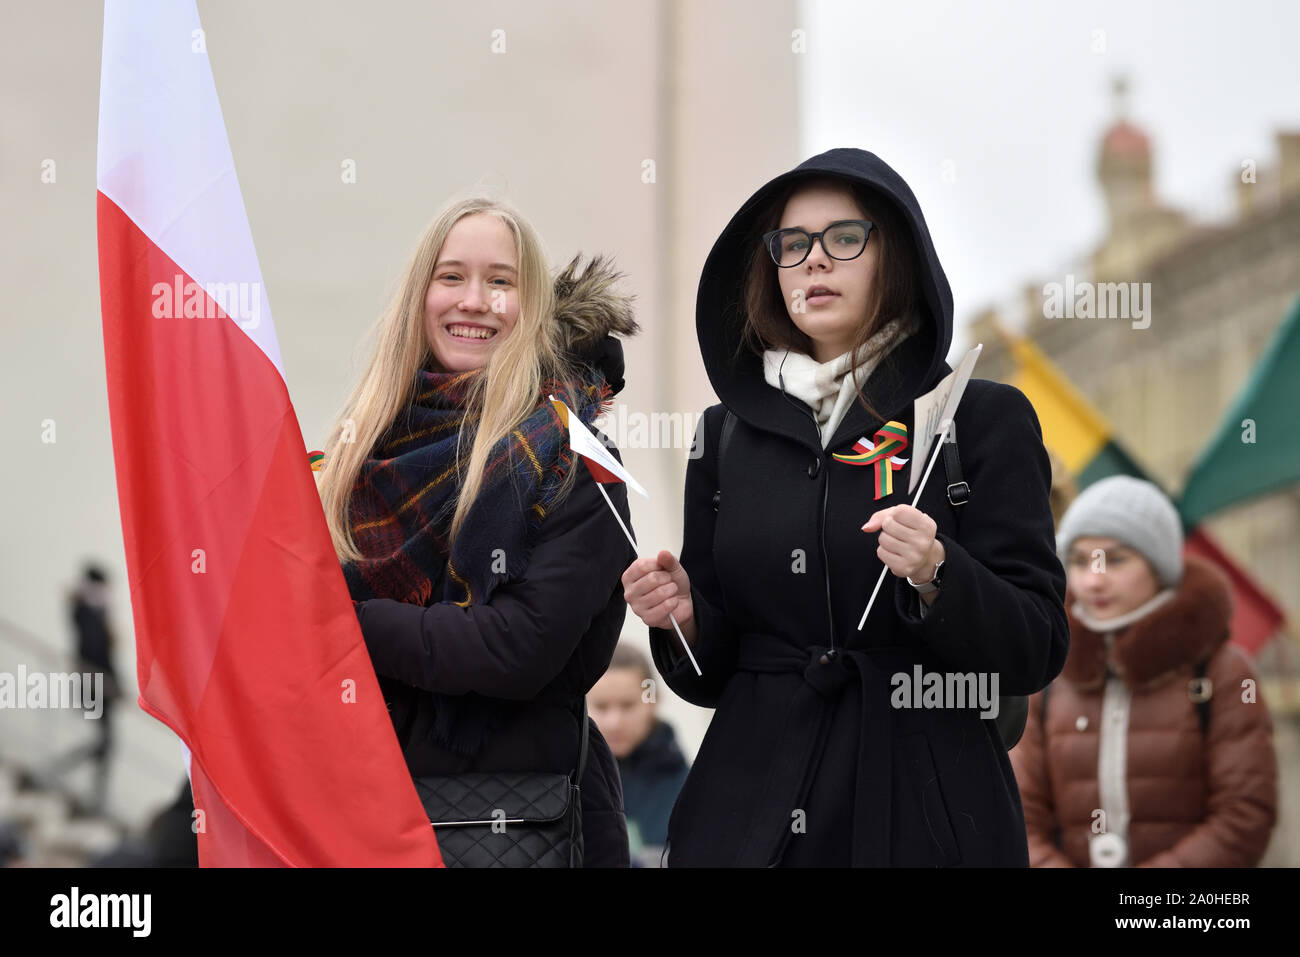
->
(942, 431), (1032, 752)
(573, 694), (590, 785)
(1192, 657), (1211, 735)
(941, 423), (970, 507)
(713, 408), (738, 510)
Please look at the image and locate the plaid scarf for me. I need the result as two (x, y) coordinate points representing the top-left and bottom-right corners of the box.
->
(343, 361), (613, 754)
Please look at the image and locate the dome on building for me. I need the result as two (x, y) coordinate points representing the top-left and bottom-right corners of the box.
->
(1101, 120), (1151, 158)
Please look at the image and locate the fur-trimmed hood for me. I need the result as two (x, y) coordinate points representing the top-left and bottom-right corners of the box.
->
(1061, 554), (1234, 691)
(552, 255), (639, 394)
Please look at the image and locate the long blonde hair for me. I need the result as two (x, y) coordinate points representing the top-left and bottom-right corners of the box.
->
(319, 196), (571, 563)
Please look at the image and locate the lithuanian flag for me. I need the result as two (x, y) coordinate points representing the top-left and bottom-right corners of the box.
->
(1179, 293), (1300, 527)
(994, 323), (1286, 654)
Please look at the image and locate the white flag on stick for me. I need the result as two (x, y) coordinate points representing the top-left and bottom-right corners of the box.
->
(549, 396), (648, 497)
(908, 344), (983, 494)
(858, 344), (983, 630)
(550, 396), (701, 675)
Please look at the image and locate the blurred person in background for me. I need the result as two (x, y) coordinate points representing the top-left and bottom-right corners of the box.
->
(46, 562), (122, 814)
(588, 644), (689, 866)
(1011, 475), (1277, 866)
(315, 196), (639, 866)
(0, 819), (24, 867)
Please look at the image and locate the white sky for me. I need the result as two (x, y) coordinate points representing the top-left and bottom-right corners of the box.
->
(801, 0), (1300, 353)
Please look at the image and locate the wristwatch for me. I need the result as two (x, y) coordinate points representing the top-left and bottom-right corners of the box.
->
(906, 559), (945, 595)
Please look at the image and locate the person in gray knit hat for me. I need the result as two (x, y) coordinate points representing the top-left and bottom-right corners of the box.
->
(1013, 473), (1278, 868)
(1056, 474), (1184, 605)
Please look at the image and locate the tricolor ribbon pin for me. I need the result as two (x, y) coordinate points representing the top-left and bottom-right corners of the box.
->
(831, 420), (909, 499)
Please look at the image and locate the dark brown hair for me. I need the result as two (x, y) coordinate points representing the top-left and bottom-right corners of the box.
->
(739, 176), (923, 424)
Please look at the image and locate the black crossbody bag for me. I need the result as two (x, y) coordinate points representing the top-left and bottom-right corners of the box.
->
(715, 409), (1030, 750)
(414, 697), (588, 867)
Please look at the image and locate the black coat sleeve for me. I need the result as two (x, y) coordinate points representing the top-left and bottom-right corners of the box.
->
(891, 382), (1069, 695)
(356, 457), (636, 701)
(648, 405), (740, 708)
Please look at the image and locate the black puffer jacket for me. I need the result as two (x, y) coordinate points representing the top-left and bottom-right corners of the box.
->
(353, 263), (638, 867)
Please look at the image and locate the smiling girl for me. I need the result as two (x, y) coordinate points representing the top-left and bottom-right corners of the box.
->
(315, 196), (639, 866)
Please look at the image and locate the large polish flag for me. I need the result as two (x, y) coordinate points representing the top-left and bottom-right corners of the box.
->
(96, 0), (441, 867)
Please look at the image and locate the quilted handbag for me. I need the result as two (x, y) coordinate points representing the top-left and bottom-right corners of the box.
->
(415, 697), (588, 868)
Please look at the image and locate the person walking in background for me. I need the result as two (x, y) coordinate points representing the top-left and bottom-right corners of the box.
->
(1011, 475), (1278, 866)
(588, 644), (689, 866)
(47, 562), (122, 814)
(314, 196), (639, 866)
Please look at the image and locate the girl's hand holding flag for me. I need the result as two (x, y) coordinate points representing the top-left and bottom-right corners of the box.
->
(861, 505), (945, 595)
(622, 551), (696, 642)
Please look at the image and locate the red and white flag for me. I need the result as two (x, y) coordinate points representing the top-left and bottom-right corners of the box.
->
(549, 395), (703, 673)
(548, 396), (648, 495)
(97, 0), (441, 867)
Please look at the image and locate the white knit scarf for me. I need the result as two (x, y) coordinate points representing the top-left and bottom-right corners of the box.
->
(762, 316), (917, 448)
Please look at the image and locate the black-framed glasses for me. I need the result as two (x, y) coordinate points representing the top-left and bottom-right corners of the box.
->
(762, 219), (874, 268)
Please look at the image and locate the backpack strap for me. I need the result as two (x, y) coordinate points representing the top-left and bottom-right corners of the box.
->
(941, 431), (1031, 751)
(1191, 657), (1212, 735)
(1040, 661), (1212, 737)
(941, 423), (970, 507)
(573, 694), (590, 784)
(712, 408), (738, 511)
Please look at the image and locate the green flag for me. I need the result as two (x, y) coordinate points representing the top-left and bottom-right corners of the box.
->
(1179, 293), (1300, 527)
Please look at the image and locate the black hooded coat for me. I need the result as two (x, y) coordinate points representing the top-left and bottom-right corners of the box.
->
(648, 148), (1069, 867)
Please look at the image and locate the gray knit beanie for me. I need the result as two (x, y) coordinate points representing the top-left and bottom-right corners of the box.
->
(1055, 475), (1184, 587)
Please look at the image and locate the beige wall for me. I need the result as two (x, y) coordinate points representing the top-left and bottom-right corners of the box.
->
(0, 0), (799, 817)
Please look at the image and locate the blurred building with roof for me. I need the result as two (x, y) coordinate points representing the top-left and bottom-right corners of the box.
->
(970, 78), (1300, 866)
(973, 80), (1300, 640)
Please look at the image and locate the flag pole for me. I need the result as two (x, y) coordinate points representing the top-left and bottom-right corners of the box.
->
(856, 418), (954, 631)
(594, 481), (703, 677)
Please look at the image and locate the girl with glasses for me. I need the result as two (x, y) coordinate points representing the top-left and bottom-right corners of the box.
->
(622, 149), (1069, 866)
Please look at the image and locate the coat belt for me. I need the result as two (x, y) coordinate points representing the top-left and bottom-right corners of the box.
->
(733, 632), (896, 867)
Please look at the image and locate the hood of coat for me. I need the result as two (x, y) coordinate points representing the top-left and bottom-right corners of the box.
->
(695, 147), (954, 453)
(553, 254), (639, 396)
(1061, 554), (1234, 691)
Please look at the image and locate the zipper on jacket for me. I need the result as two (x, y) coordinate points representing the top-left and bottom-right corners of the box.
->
(820, 464), (836, 652)
(795, 403), (837, 652)
(777, 385), (840, 655)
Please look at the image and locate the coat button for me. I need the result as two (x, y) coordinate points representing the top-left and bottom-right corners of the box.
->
(808, 458), (821, 478)
(1075, 715), (1088, 731)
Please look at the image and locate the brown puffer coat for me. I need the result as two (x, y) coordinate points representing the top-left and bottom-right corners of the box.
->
(1010, 555), (1277, 867)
